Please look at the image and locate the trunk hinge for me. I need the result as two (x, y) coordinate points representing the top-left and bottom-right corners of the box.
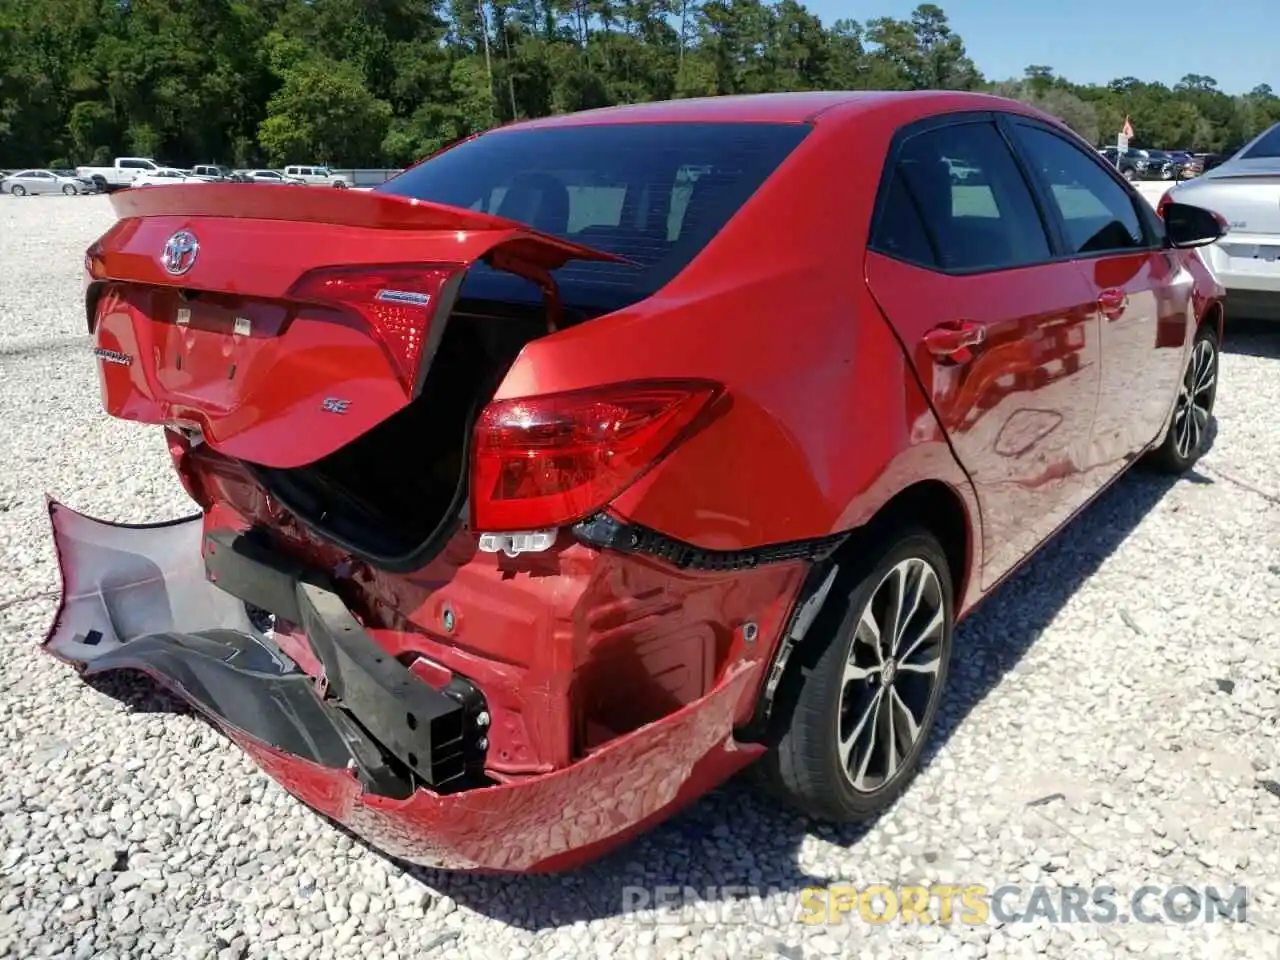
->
(487, 248), (563, 334)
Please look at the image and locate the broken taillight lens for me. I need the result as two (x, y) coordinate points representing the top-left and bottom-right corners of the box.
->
(287, 264), (460, 389)
(471, 380), (722, 532)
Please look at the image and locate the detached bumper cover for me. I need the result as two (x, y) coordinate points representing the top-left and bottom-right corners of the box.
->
(42, 501), (761, 872)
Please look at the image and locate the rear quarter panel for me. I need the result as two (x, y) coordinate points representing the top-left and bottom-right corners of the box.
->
(497, 100), (989, 608)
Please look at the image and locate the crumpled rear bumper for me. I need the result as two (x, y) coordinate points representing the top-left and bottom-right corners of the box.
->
(41, 500), (763, 873)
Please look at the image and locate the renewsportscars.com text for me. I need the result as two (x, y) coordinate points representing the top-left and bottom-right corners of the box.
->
(620, 884), (1248, 926)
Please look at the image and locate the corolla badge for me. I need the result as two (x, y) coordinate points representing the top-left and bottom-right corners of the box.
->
(161, 230), (199, 276)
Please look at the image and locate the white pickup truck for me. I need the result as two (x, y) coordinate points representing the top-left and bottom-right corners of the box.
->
(73, 157), (163, 191)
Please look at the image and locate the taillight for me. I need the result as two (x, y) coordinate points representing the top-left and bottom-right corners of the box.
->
(84, 240), (107, 280)
(1156, 190), (1174, 219)
(471, 380), (722, 532)
(288, 264), (460, 389)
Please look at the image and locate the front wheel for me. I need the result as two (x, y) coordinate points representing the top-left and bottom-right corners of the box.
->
(759, 529), (954, 823)
(62, 184), (77, 196)
(1146, 323), (1218, 473)
(10, 184), (26, 196)
(1123, 168), (1137, 181)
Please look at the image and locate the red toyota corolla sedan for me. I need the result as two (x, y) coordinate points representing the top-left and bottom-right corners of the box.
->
(46, 91), (1226, 873)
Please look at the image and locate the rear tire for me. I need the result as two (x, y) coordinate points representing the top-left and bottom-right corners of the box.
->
(1145, 323), (1218, 473)
(758, 528), (954, 823)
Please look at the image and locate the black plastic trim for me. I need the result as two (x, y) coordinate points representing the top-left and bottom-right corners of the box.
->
(203, 528), (489, 789)
(77, 628), (414, 798)
(572, 512), (846, 571)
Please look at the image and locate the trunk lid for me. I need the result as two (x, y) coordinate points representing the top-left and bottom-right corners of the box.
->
(87, 184), (625, 469)
(1183, 161), (1280, 236)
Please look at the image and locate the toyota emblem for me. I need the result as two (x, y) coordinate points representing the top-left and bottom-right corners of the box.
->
(161, 230), (199, 276)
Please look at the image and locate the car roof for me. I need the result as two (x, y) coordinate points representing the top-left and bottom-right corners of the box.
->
(496, 90), (1044, 131)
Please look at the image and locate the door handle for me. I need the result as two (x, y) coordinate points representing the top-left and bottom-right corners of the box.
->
(923, 321), (987, 364)
(1098, 287), (1127, 319)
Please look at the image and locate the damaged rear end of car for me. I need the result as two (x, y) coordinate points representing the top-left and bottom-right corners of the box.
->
(45, 121), (821, 872)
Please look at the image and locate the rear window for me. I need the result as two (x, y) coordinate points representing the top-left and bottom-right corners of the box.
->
(376, 122), (810, 312)
(1242, 122), (1280, 160)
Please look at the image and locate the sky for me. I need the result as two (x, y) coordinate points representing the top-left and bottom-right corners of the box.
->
(801, 0), (1275, 95)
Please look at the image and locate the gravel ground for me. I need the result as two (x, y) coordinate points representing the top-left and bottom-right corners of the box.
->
(2, 192), (1280, 960)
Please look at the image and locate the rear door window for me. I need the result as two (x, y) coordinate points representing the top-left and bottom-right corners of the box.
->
(377, 123), (810, 312)
(871, 120), (1051, 273)
(871, 169), (937, 268)
(1011, 123), (1151, 255)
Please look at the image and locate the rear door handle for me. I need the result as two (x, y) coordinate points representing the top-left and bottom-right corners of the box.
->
(1098, 287), (1128, 319)
(923, 321), (987, 364)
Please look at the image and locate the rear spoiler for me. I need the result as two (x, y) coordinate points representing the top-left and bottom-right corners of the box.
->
(108, 183), (633, 271)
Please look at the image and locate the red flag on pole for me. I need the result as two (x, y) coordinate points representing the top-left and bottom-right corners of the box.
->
(1122, 116), (1135, 139)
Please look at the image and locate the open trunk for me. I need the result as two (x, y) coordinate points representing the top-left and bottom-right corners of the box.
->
(88, 184), (624, 567)
(251, 297), (551, 565)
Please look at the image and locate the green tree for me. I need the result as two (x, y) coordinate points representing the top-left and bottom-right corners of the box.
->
(258, 59), (393, 165)
(0, 0), (1275, 166)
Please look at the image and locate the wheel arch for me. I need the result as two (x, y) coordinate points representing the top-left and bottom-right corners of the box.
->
(1201, 297), (1224, 343)
(736, 475), (977, 745)
(834, 479), (973, 607)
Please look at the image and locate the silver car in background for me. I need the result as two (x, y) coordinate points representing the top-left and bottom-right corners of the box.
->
(1163, 121), (1280, 321)
(239, 169), (307, 185)
(0, 169), (94, 196)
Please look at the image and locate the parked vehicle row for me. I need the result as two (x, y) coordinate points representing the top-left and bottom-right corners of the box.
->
(1098, 146), (1203, 181)
(56, 156), (356, 192)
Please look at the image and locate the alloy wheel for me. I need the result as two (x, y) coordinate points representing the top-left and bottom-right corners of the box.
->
(1173, 338), (1216, 460)
(837, 557), (945, 792)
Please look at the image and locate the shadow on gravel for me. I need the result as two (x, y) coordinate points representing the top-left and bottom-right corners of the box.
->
(82, 670), (193, 715)
(366, 468), (1195, 931)
(1222, 317), (1280, 360)
(80, 466), (1202, 937)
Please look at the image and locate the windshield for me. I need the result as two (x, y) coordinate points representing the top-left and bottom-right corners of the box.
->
(376, 122), (809, 313)
(1242, 122), (1280, 160)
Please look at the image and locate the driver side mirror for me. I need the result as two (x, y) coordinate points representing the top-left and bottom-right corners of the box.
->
(1163, 202), (1228, 249)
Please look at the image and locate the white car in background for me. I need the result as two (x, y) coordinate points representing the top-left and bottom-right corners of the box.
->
(1162, 119), (1280, 321)
(283, 165), (352, 188)
(1, 169), (92, 196)
(130, 168), (207, 187)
